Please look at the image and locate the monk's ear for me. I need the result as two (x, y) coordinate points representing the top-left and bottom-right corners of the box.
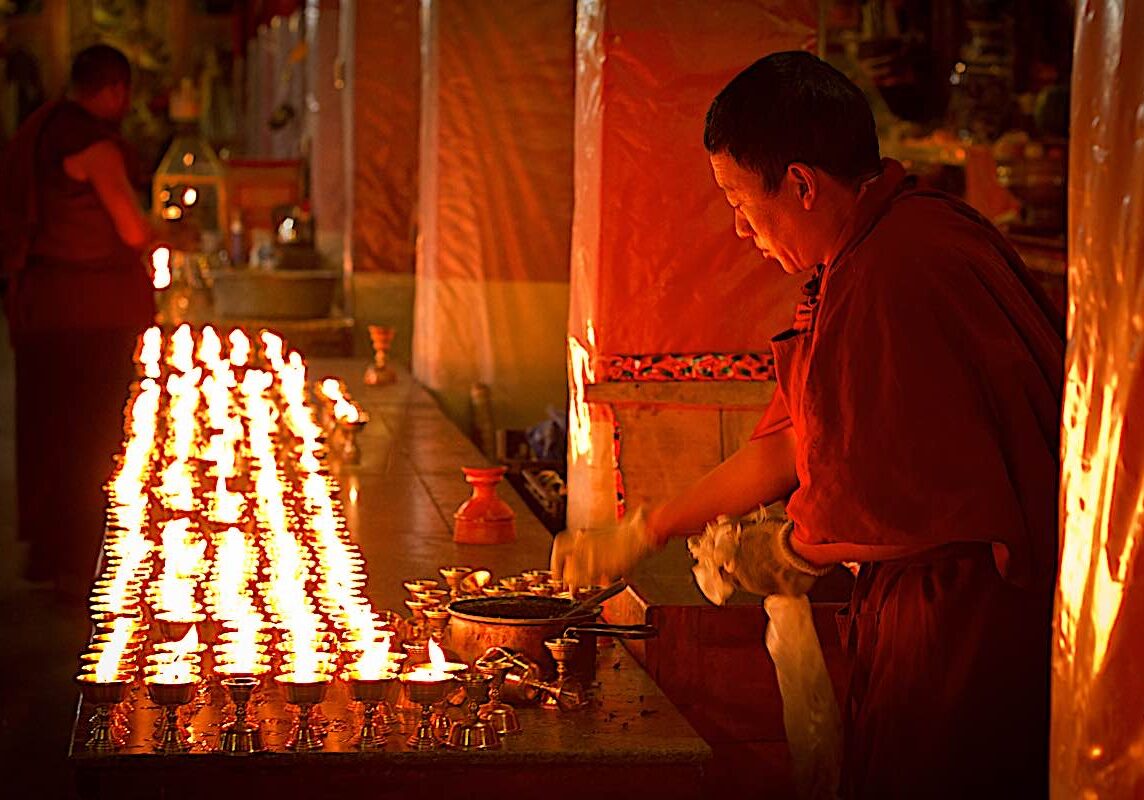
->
(786, 163), (817, 211)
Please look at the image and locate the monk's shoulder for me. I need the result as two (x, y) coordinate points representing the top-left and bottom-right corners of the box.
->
(839, 192), (990, 293)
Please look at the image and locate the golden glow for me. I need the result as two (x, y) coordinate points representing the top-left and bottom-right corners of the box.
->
(182, 187), (198, 206)
(1059, 363), (1137, 675)
(150, 627), (200, 684)
(228, 329), (250, 367)
(197, 326), (222, 367)
(94, 617), (136, 682)
(81, 326), (391, 695)
(140, 326), (163, 378)
(568, 328), (596, 459)
(428, 638), (449, 674)
(353, 636), (395, 679)
(151, 246), (171, 290)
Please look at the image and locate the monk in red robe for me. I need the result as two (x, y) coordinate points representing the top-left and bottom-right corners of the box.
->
(1, 45), (155, 598)
(552, 52), (1063, 798)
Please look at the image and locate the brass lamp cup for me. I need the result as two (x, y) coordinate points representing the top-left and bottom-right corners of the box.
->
(499, 576), (531, 593)
(80, 659), (138, 677)
(414, 589), (450, 607)
(521, 570), (553, 587)
(542, 637), (589, 712)
(89, 597), (142, 616)
(83, 640), (144, 658)
(142, 664), (203, 682)
(277, 674), (333, 706)
(475, 661), (521, 736)
(151, 641), (208, 656)
(439, 566), (474, 599)
(145, 676), (200, 755)
(212, 661), (272, 678)
(459, 569), (493, 596)
(145, 677), (199, 707)
(77, 673), (131, 705)
(404, 579), (440, 595)
(404, 599), (430, 620)
(423, 608), (451, 642)
(219, 676), (264, 755)
(155, 614), (206, 641)
(498, 653), (545, 706)
(276, 674), (333, 752)
(277, 657), (337, 678)
(482, 586), (510, 597)
(275, 631), (338, 649)
(447, 671), (501, 751)
(346, 670), (401, 751)
(76, 673), (132, 754)
(214, 633), (273, 650)
(90, 624), (146, 641)
(335, 416), (368, 463)
(400, 673), (456, 751)
(89, 609), (144, 625)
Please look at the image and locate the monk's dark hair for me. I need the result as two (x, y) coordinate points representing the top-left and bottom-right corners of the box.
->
(70, 44), (131, 96)
(703, 51), (881, 194)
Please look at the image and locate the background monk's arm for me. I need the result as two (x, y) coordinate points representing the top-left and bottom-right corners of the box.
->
(71, 140), (152, 249)
(647, 426), (798, 545)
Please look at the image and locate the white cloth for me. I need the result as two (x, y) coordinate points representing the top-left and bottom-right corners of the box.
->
(764, 594), (843, 800)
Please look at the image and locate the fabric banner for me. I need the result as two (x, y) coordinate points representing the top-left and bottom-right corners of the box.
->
(352, 0), (420, 273)
(569, 0), (814, 360)
(413, 0), (575, 430)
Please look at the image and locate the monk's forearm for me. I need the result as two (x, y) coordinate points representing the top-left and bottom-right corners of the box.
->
(646, 427), (798, 546)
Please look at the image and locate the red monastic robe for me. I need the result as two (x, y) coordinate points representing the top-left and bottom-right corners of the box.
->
(754, 158), (1063, 594)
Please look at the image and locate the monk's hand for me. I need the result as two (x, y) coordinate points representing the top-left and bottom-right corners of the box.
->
(730, 513), (832, 597)
(550, 507), (658, 591)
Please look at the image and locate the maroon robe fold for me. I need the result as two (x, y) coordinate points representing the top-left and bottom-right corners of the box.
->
(754, 158), (1063, 594)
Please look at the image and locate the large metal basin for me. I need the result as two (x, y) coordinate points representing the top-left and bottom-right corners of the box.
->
(211, 269), (338, 320)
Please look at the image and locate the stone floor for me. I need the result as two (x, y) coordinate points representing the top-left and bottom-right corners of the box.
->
(0, 314), (96, 797)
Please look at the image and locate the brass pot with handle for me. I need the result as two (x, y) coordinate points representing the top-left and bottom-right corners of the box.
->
(445, 595), (656, 680)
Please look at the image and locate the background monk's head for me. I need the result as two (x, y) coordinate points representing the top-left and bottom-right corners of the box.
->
(704, 51), (883, 275)
(69, 44), (132, 124)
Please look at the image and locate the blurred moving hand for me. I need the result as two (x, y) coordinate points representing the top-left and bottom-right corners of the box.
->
(551, 507), (659, 590)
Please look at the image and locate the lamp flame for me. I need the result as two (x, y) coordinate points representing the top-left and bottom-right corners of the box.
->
(151, 246), (171, 290)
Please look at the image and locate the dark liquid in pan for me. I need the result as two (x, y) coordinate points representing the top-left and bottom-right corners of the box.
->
(450, 596), (575, 620)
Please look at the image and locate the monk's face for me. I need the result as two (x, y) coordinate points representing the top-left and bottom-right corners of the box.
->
(709, 152), (814, 275)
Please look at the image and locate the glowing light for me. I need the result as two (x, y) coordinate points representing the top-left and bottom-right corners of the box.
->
(162, 205), (183, 221)
(568, 332), (596, 459)
(354, 637), (395, 679)
(182, 187), (198, 206)
(428, 639), (448, 673)
(197, 326), (222, 367)
(151, 246), (171, 289)
(139, 326), (163, 378)
(150, 627), (200, 684)
(168, 324), (195, 374)
(228, 329), (250, 366)
(182, 152), (194, 167)
(94, 616), (136, 682)
(334, 398), (359, 423)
